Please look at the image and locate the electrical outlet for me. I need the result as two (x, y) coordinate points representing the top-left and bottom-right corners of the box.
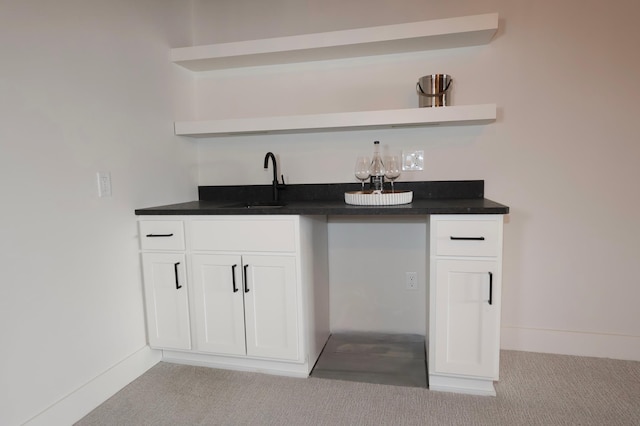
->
(405, 272), (418, 290)
(97, 171), (112, 197)
(402, 150), (424, 171)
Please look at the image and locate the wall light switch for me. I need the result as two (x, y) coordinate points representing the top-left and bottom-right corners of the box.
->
(97, 172), (112, 197)
(402, 150), (424, 171)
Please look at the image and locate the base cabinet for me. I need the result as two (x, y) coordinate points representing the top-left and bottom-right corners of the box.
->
(429, 215), (503, 396)
(138, 215), (329, 377)
(191, 253), (298, 360)
(141, 253), (191, 351)
(432, 259), (500, 378)
(190, 254), (246, 356)
(138, 212), (506, 390)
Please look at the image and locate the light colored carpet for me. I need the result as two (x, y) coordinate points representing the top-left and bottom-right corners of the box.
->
(77, 350), (640, 425)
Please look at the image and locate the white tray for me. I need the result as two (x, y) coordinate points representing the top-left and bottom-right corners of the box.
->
(344, 190), (413, 206)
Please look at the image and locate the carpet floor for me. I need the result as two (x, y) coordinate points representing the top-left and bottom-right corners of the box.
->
(77, 349), (640, 425)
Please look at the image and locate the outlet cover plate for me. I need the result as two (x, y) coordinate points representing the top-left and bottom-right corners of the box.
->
(405, 271), (418, 290)
(402, 150), (424, 171)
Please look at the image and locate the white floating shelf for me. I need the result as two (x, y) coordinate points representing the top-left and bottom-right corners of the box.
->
(171, 13), (498, 71)
(174, 104), (496, 137)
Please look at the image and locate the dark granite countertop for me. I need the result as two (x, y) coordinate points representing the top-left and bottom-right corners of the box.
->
(135, 180), (509, 216)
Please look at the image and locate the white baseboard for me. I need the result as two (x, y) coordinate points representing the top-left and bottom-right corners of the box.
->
(24, 346), (162, 426)
(429, 374), (496, 396)
(162, 350), (311, 378)
(501, 326), (640, 361)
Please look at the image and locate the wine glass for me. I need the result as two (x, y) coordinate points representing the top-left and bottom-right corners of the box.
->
(384, 155), (401, 192)
(354, 156), (371, 191)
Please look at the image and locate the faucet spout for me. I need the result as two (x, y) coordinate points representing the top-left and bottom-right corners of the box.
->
(263, 152), (279, 202)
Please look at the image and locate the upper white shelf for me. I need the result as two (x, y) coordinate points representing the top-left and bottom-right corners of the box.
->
(171, 13), (499, 71)
(174, 105), (497, 137)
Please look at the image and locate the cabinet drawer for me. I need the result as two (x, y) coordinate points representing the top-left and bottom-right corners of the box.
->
(139, 220), (185, 250)
(191, 219), (296, 252)
(434, 217), (500, 257)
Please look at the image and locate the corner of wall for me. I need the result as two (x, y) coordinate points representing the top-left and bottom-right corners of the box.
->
(24, 347), (162, 426)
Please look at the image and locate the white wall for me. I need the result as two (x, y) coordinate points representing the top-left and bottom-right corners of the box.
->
(2, 2), (637, 422)
(329, 217), (428, 335)
(0, 1), (196, 425)
(190, 0), (640, 360)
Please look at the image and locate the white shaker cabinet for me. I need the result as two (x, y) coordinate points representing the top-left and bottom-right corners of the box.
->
(139, 220), (190, 351)
(191, 253), (299, 361)
(190, 254), (246, 356)
(242, 255), (299, 360)
(138, 215), (330, 378)
(428, 215), (503, 396)
(141, 252), (191, 350)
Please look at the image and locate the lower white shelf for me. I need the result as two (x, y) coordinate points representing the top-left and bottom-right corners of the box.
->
(174, 104), (497, 137)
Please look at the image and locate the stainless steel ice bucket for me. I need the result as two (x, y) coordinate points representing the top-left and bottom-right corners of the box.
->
(416, 74), (452, 107)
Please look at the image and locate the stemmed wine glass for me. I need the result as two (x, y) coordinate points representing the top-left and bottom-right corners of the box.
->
(354, 156), (371, 191)
(384, 155), (401, 192)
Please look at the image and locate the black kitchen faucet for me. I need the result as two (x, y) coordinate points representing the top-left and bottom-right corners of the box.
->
(263, 152), (285, 202)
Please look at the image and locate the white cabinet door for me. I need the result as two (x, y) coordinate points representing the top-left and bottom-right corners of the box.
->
(432, 259), (500, 379)
(191, 254), (246, 356)
(141, 252), (191, 350)
(243, 255), (299, 361)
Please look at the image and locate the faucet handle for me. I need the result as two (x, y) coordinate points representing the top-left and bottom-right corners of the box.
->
(279, 174), (286, 186)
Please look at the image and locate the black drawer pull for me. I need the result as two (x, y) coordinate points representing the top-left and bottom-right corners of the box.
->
(174, 262), (182, 290)
(231, 264), (238, 293)
(243, 264), (250, 293)
(146, 233), (174, 237)
(450, 236), (485, 241)
(488, 272), (493, 305)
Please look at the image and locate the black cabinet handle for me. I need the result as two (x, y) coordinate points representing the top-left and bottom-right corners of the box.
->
(146, 233), (174, 237)
(488, 272), (493, 305)
(231, 264), (238, 293)
(243, 264), (250, 293)
(174, 262), (182, 289)
(450, 236), (485, 241)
